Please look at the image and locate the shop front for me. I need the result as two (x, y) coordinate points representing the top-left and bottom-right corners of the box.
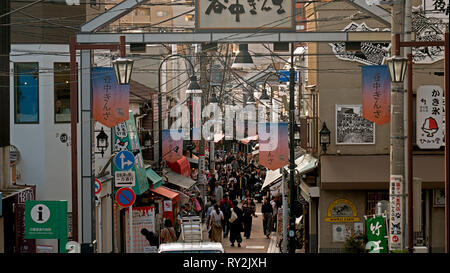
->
(319, 154), (446, 253)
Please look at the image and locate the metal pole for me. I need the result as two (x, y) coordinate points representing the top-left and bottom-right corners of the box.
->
(69, 36), (79, 242)
(288, 42), (297, 254)
(407, 53), (413, 253)
(129, 206), (133, 253)
(98, 202), (102, 253)
(444, 31), (449, 254)
(282, 169), (288, 253)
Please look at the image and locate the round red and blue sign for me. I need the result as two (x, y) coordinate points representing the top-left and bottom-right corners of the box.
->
(94, 179), (102, 195)
(115, 187), (136, 208)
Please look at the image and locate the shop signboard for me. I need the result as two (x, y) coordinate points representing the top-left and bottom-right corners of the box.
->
(325, 199), (361, 222)
(389, 175), (403, 251)
(195, 0), (295, 31)
(366, 216), (388, 253)
(24, 200), (68, 253)
(113, 111), (149, 195)
(416, 85), (444, 149)
(126, 206), (156, 253)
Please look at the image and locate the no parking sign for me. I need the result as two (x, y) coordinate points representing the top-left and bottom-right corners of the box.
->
(115, 187), (136, 208)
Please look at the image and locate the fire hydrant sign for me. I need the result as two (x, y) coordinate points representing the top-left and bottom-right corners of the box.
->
(416, 85), (444, 149)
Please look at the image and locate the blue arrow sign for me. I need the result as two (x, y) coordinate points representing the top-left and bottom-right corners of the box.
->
(278, 70), (298, 83)
(114, 150), (135, 171)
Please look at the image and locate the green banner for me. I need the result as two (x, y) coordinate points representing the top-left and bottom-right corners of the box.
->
(366, 216), (388, 253)
(113, 110), (149, 195)
(25, 200), (68, 253)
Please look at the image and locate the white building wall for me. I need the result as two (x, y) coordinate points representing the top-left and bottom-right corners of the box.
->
(10, 44), (81, 252)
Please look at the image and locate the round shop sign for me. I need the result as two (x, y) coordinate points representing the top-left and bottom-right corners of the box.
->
(30, 204), (51, 224)
(392, 235), (399, 243)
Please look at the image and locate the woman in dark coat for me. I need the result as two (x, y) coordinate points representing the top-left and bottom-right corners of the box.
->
(241, 198), (257, 239)
(229, 200), (244, 247)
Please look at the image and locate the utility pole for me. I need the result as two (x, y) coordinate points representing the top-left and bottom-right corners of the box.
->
(288, 42), (297, 254)
(389, 0), (406, 252)
(198, 44), (209, 202)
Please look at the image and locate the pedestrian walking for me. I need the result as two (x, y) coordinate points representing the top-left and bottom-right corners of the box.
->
(214, 181), (223, 203)
(209, 204), (224, 243)
(219, 193), (233, 238)
(229, 200), (243, 247)
(160, 219), (177, 244)
(205, 199), (217, 239)
(262, 197), (273, 239)
(242, 198), (256, 239)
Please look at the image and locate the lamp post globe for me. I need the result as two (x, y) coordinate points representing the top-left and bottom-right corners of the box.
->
(112, 57), (134, 85)
(386, 55), (407, 83)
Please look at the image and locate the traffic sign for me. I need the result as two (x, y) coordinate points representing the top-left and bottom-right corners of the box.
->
(115, 171), (136, 187)
(94, 179), (102, 195)
(114, 150), (135, 171)
(115, 187), (136, 208)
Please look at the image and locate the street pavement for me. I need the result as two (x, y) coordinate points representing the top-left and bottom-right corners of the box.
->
(203, 202), (279, 253)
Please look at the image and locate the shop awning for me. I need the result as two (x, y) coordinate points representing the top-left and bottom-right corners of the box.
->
(321, 155), (445, 190)
(262, 169), (283, 190)
(146, 167), (162, 189)
(262, 153), (318, 190)
(164, 171), (197, 190)
(240, 135), (258, 145)
(167, 156), (191, 177)
(284, 153), (318, 174)
(150, 186), (179, 200)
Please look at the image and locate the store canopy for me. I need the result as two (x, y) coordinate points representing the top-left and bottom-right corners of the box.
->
(240, 135), (258, 145)
(164, 171), (197, 190)
(146, 167), (162, 189)
(167, 156), (191, 177)
(262, 169), (283, 190)
(262, 153), (318, 190)
(150, 186), (179, 200)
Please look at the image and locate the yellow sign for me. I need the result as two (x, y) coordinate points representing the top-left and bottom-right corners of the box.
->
(325, 199), (360, 222)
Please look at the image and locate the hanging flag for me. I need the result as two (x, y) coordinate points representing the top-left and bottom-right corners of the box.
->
(92, 67), (129, 128)
(113, 110), (149, 195)
(162, 129), (183, 163)
(258, 123), (289, 170)
(365, 216), (388, 253)
(361, 65), (391, 125)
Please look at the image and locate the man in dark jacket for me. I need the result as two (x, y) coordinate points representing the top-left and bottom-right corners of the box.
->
(229, 200), (244, 247)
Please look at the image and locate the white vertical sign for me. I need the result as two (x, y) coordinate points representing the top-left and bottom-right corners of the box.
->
(416, 85), (445, 149)
(389, 175), (404, 251)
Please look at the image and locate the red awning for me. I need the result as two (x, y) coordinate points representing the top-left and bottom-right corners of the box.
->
(240, 135), (259, 145)
(167, 156), (191, 177)
(150, 186), (179, 200)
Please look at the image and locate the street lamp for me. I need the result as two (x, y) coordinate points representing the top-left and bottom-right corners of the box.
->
(386, 55), (407, 83)
(246, 92), (256, 105)
(143, 131), (152, 149)
(112, 57), (134, 85)
(96, 127), (108, 158)
(319, 122), (331, 154)
(158, 54), (199, 172)
(260, 88), (271, 104)
(231, 44), (256, 70)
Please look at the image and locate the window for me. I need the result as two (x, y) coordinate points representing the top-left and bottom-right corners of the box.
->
(366, 191), (389, 215)
(156, 11), (168, 17)
(14, 63), (39, 124)
(54, 63), (71, 123)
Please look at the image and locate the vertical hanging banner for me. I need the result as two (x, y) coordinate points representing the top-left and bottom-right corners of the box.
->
(162, 129), (183, 163)
(113, 110), (149, 195)
(366, 216), (388, 253)
(258, 123), (289, 170)
(416, 85), (445, 149)
(92, 67), (130, 128)
(361, 65), (391, 125)
(389, 175), (403, 251)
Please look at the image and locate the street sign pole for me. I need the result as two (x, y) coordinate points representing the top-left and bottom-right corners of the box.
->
(129, 206), (133, 253)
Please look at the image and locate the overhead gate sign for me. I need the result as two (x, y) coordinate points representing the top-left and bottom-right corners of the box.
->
(196, 0), (295, 31)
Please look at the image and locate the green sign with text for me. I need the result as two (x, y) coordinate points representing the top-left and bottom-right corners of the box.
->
(366, 216), (388, 253)
(25, 200), (68, 253)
